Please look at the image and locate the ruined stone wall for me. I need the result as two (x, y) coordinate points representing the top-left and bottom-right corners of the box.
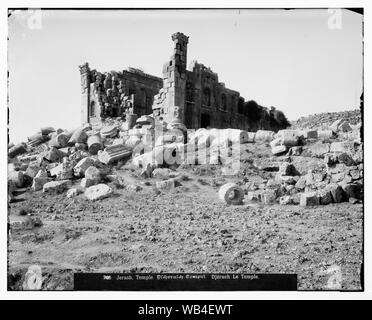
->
(81, 32), (289, 132)
(80, 64), (162, 125)
(152, 32), (267, 131)
(152, 32), (189, 125)
(184, 61), (247, 130)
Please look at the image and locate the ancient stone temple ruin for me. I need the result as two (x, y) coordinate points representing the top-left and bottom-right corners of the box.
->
(79, 64), (162, 125)
(80, 32), (288, 131)
(152, 32), (250, 130)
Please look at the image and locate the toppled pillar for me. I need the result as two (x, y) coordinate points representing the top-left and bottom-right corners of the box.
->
(9, 143), (27, 158)
(100, 125), (119, 138)
(40, 127), (55, 136)
(27, 134), (49, 148)
(49, 132), (70, 148)
(98, 144), (132, 164)
(87, 134), (103, 155)
(68, 128), (88, 145)
(254, 130), (275, 142)
(218, 183), (244, 205)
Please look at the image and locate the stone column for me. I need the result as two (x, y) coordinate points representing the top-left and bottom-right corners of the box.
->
(166, 32), (189, 124)
(79, 62), (90, 124)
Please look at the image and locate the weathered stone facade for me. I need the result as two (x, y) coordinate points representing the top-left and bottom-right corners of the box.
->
(80, 32), (288, 131)
(152, 32), (250, 130)
(79, 64), (162, 125)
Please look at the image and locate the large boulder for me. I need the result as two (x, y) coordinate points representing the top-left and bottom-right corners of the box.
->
(31, 170), (50, 191)
(305, 130), (318, 139)
(22, 265), (43, 290)
(125, 135), (142, 149)
(276, 130), (300, 147)
(317, 190), (333, 205)
(73, 157), (96, 177)
(318, 130), (336, 141)
(278, 163), (299, 176)
(42, 180), (72, 194)
(66, 188), (80, 198)
(44, 147), (64, 162)
(156, 178), (176, 191)
(84, 166), (101, 185)
(295, 176), (307, 190)
(215, 129), (249, 144)
(337, 153), (355, 166)
(68, 128), (88, 145)
(152, 168), (177, 179)
(254, 130), (275, 142)
(8, 143), (27, 159)
(8, 170), (24, 188)
(49, 132), (70, 148)
(49, 161), (74, 180)
(326, 184), (347, 203)
(132, 144), (182, 168)
(300, 192), (319, 206)
(331, 119), (352, 132)
(271, 145), (287, 155)
(261, 189), (278, 204)
(100, 125), (119, 138)
(330, 141), (358, 154)
(279, 195), (294, 205)
(270, 138), (282, 148)
(84, 184), (113, 201)
(342, 183), (363, 200)
(308, 142), (330, 157)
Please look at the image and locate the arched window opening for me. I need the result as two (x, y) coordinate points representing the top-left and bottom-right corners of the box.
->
(231, 96), (236, 113)
(141, 88), (147, 106)
(90, 101), (96, 117)
(203, 88), (211, 106)
(238, 98), (244, 114)
(186, 82), (193, 102)
(221, 94), (227, 111)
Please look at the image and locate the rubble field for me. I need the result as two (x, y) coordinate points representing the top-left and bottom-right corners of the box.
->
(8, 112), (363, 290)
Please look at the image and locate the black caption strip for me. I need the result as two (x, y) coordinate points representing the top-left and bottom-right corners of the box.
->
(74, 273), (297, 290)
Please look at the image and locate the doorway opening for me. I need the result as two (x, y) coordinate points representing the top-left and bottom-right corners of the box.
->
(200, 113), (211, 128)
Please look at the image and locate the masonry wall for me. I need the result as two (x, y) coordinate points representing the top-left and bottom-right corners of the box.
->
(152, 33), (251, 131)
(81, 32), (288, 132)
(79, 64), (162, 124)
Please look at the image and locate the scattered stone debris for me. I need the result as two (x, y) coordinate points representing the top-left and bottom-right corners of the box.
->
(43, 180), (72, 194)
(84, 184), (113, 201)
(66, 188), (80, 198)
(22, 265), (43, 290)
(7, 105), (362, 210)
(32, 169), (50, 191)
(156, 178), (176, 190)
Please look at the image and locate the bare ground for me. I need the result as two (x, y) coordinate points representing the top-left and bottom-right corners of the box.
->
(7, 143), (363, 291)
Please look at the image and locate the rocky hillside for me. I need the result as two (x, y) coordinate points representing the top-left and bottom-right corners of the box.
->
(291, 109), (361, 130)
(7, 111), (364, 291)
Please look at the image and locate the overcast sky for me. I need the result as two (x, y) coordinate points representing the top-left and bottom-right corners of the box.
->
(8, 9), (363, 143)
